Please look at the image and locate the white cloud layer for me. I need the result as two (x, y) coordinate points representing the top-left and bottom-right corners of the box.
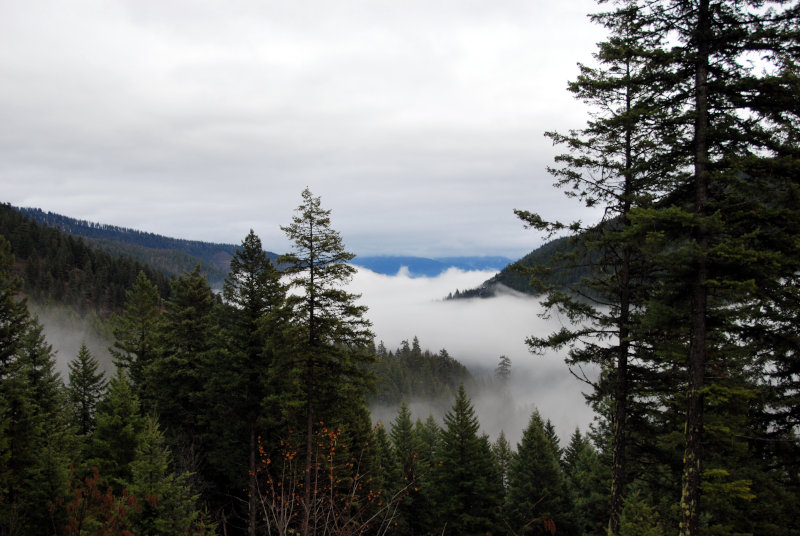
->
(349, 267), (597, 444)
(2, 0), (606, 258)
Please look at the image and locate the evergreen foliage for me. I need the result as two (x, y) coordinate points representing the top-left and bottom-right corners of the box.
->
(67, 342), (107, 437)
(90, 368), (144, 493)
(506, 411), (573, 536)
(370, 336), (472, 407)
(109, 270), (162, 392)
(278, 188), (374, 536)
(429, 385), (503, 536)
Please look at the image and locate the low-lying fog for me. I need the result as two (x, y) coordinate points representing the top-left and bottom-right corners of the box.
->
(40, 265), (598, 448)
(349, 266), (597, 445)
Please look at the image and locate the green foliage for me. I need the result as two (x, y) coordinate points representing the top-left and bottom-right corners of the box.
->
(68, 342), (107, 437)
(429, 386), (503, 536)
(0, 256), (75, 534)
(144, 266), (222, 444)
(90, 369), (144, 493)
(370, 336), (472, 407)
(0, 203), (172, 316)
(505, 411), (573, 536)
(110, 270), (163, 392)
(16, 205), (282, 288)
(618, 489), (664, 536)
(129, 414), (210, 535)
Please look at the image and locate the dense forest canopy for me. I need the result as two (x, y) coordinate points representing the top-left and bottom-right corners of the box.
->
(1, 0), (799, 535)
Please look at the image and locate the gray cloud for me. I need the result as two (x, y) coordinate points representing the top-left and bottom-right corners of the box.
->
(2, 0), (606, 257)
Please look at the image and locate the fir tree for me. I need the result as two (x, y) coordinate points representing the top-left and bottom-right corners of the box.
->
(67, 342), (107, 437)
(219, 229), (285, 536)
(279, 188), (374, 536)
(506, 411), (573, 536)
(90, 369), (144, 493)
(129, 414), (209, 535)
(110, 270), (162, 393)
(429, 386), (503, 536)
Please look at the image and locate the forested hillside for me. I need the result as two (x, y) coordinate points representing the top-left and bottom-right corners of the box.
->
(0, 189), (621, 536)
(448, 235), (589, 298)
(15, 206), (281, 287)
(2, 0), (799, 534)
(0, 203), (172, 315)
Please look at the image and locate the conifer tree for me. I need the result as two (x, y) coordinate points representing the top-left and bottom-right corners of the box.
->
(129, 414), (209, 535)
(279, 188), (374, 536)
(5, 317), (75, 534)
(506, 411), (573, 536)
(429, 386), (503, 536)
(563, 429), (609, 536)
(145, 266), (221, 447)
(90, 369), (144, 493)
(68, 342), (107, 437)
(110, 270), (162, 393)
(493, 430), (513, 492)
(515, 3), (674, 529)
(219, 229), (285, 536)
(390, 401), (426, 535)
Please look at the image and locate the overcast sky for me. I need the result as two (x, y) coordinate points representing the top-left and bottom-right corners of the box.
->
(2, 0), (606, 258)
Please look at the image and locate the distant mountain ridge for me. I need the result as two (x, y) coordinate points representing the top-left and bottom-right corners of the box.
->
(15, 206), (281, 287)
(16, 206), (515, 280)
(351, 255), (512, 277)
(449, 235), (589, 298)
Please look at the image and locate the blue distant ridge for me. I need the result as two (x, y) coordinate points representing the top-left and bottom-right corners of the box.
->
(351, 256), (513, 277)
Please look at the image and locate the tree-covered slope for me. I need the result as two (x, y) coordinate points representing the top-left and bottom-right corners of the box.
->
(450, 236), (589, 298)
(15, 206), (281, 287)
(0, 203), (172, 316)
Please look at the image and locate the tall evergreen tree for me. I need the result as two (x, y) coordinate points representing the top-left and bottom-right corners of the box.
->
(390, 401), (426, 535)
(523, 1), (799, 534)
(515, 3), (675, 530)
(4, 316), (74, 535)
(429, 386), (503, 536)
(68, 342), (107, 437)
(145, 266), (222, 449)
(110, 270), (163, 393)
(90, 369), (144, 493)
(219, 229), (285, 536)
(505, 411), (573, 536)
(129, 414), (209, 535)
(279, 188), (374, 536)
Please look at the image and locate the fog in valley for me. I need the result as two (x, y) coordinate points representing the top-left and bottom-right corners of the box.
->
(37, 264), (597, 448)
(349, 266), (597, 445)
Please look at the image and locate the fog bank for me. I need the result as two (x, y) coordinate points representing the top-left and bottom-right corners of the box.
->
(349, 267), (597, 445)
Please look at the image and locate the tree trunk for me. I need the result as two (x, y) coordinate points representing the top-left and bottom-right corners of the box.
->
(302, 362), (314, 536)
(249, 425), (256, 536)
(680, 2), (710, 534)
(609, 66), (634, 536)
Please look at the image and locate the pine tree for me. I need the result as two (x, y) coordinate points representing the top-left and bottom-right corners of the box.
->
(390, 401), (426, 535)
(618, 3), (800, 533)
(515, 3), (675, 528)
(90, 369), (144, 493)
(279, 188), (374, 536)
(219, 229), (285, 536)
(110, 270), (162, 393)
(145, 266), (221, 447)
(429, 386), (503, 536)
(12, 318), (75, 534)
(495, 355), (512, 385)
(493, 430), (513, 492)
(67, 342), (107, 437)
(563, 429), (610, 536)
(129, 414), (209, 535)
(505, 410), (573, 536)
